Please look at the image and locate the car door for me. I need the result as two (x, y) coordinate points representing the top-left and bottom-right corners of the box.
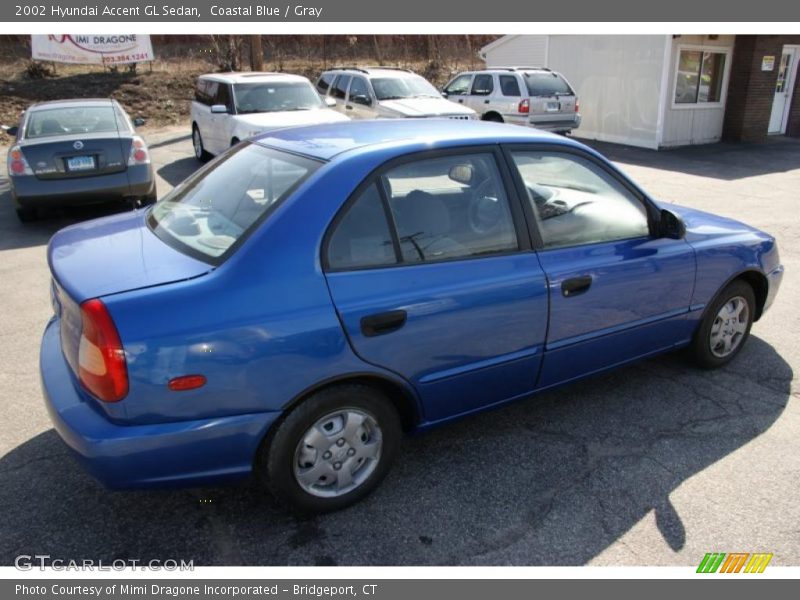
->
(504, 146), (696, 389)
(345, 76), (375, 119)
(443, 73), (474, 111)
(211, 82), (234, 151)
(466, 74), (495, 115)
(192, 79), (214, 150)
(323, 148), (549, 424)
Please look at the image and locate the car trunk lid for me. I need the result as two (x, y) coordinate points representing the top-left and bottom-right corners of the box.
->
(22, 132), (130, 180)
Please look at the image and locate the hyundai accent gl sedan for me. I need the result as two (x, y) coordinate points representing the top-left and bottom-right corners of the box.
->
(41, 120), (783, 513)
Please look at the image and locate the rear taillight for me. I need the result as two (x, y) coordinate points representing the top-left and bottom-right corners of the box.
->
(7, 146), (32, 176)
(575, 99), (580, 113)
(127, 136), (150, 166)
(78, 299), (128, 402)
(518, 99), (530, 114)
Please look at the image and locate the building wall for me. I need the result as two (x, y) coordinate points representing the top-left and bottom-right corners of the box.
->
(480, 35), (548, 68)
(723, 35), (800, 141)
(547, 35), (667, 149)
(660, 35), (736, 147)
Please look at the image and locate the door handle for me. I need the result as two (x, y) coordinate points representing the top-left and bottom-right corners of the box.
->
(484, 99), (490, 104)
(361, 310), (407, 337)
(458, 99), (464, 103)
(561, 275), (593, 297)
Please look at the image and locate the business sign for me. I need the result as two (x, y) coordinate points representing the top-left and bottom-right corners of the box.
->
(761, 55), (776, 71)
(30, 34), (154, 65)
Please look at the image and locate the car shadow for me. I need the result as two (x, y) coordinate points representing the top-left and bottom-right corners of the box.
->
(157, 156), (200, 188)
(0, 337), (791, 566)
(581, 136), (800, 181)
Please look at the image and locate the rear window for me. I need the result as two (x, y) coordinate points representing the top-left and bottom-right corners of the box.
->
(148, 143), (320, 264)
(25, 106), (121, 139)
(523, 72), (573, 97)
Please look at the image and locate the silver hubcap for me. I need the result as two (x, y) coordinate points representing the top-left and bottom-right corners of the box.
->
(293, 409), (382, 498)
(709, 295), (749, 358)
(193, 130), (202, 158)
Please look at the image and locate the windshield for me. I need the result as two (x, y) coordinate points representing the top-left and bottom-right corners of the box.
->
(523, 72), (573, 97)
(371, 75), (440, 101)
(232, 81), (324, 113)
(148, 143), (320, 263)
(25, 106), (122, 139)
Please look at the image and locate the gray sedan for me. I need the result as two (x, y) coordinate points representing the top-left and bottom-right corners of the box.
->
(4, 98), (156, 222)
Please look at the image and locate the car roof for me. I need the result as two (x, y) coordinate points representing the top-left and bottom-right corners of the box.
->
(322, 67), (419, 78)
(199, 72), (309, 84)
(28, 98), (118, 111)
(253, 119), (582, 161)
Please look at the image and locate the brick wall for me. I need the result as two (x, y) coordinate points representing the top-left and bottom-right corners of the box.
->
(723, 35), (800, 141)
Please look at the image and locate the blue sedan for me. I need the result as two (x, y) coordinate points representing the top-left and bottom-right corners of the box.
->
(41, 120), (783, 512)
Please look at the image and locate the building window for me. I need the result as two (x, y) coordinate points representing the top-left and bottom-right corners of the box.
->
(675, 49), (727, 105)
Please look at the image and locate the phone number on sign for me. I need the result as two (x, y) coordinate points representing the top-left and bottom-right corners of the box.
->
(102, 53), (153, 64)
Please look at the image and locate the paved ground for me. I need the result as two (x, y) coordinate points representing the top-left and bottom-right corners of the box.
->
(0, 128), (798, 566)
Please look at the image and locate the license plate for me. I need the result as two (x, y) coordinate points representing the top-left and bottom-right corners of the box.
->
(546, 101), (560, 112)
(66, 155), (95, 171)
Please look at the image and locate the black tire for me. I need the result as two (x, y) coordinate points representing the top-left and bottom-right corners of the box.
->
(482, 113), (504, 123)
(688, 280), (755, 369)
(15, 207), (37, 223)
(192, 125), (211, 163)
(257, 384), (401, 514)
(230, 137), (240, 147)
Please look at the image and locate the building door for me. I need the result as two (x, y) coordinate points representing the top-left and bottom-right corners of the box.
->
(769, 46), (799, 134)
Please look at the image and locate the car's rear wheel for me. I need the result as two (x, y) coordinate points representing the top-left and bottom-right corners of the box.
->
(192, 125), (210, 163)
(689, 280), (755, 368)
(257, 384), (401, 513)
(15, 207), (37, 223)
(483, 112), (504, 123)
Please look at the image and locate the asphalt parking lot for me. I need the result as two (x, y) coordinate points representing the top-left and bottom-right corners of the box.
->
(0, 128), (798, 566)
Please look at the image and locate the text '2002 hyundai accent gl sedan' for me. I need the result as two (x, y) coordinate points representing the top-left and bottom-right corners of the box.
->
(41, 120), (783, 512)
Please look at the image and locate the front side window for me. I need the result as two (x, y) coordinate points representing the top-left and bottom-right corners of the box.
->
(348, 77), (371, 104)
(232, 82), (324, 113)
(149, 143), (320, 262)
(675, 49), (727, 104)
(510, 151), (649, 249)
(215, 83), (232, 111)
(471, 74), (494, 96)
(444, 74), (473, 96)
(383, 154), (517, 263)
(25, 106), (122, 139)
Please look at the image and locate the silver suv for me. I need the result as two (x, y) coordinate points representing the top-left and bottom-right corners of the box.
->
(442, 67), (581, 133)
(316, 67), (476, 120)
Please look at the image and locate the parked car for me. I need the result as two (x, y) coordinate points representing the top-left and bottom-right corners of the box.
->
(190, 72), (349, 160)
(443, 67), (581, 133)
(316, 66), (476, 120)
(4, 99), (155, 222)
(41, 120), (782, 513)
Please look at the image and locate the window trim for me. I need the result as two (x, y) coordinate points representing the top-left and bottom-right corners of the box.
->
(500, 143), (661, 252)
(321, 145), (533, 274)
(670, 44), (732, 111)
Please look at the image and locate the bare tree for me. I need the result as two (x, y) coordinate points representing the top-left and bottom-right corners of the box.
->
(250, 35), (263, 71)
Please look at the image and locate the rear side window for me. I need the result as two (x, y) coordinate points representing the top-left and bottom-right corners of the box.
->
(317, 73), (335, 94)
(499, 75), (521, 97)
(149, 143), (320, 264)
(331, 75), (351, 100)
(327, 184), (397, 270)
(195, 80), (211, 105)
(523, 72), (573, 96)
(471, 74), (494, 96)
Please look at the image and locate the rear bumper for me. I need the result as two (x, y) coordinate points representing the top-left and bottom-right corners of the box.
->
(11, 164), (155, 208)
(529, 113), (582, 132)
(40, 318), (278, 489)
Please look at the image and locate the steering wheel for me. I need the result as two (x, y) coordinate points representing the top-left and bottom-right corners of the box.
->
(468, 178), (505, 235)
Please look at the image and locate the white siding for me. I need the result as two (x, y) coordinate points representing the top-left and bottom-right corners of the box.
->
(481, 35), (548, 68)
(547, 35), (669, 149)
(660, 35), (735, 147)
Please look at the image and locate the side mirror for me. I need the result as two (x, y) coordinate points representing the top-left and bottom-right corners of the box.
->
(659, 208), (685, 239)
(132, 117), (146, 128)
(2, 125), (18, 137)
(441, 91), (449, 98)
(210, 104), (228, 114)
(324, 97), (337, 108)
(351, 94), (372, 107)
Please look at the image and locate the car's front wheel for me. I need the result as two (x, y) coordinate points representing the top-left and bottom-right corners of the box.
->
(192, 125), (211, 163)
(689, 280), (755, 368)
(258, 384), (401, 513)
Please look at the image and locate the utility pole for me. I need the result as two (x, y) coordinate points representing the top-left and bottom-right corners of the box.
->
(250, 35), (263, 71)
